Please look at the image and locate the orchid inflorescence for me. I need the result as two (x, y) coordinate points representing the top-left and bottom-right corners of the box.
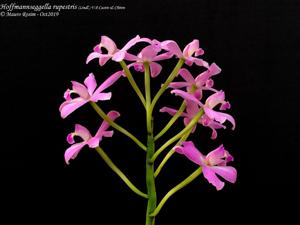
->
(59, 35), (237, 225)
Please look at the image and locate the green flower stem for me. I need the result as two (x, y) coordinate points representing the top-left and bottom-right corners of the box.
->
(120, 60), (146, 108)
(144, 62), (157, 225)
(154, 127), (192, 178)
(95, 146), (148, 199)
(90, 102), (147, 151)
(144, 62), (152, 133)
(154, 101), (186, 141)
(145, 135), (157, 225)
(150, 108), (204, 163)
(150, 167), (202, 217)
(154, 149), (175, 178)
(149, 58), (185, 114)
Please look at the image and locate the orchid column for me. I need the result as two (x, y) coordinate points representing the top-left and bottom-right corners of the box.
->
(59, 35), (237, 225)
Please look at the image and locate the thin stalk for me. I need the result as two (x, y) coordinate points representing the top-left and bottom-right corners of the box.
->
(154, 101), (186, 141)
(150, 58), (185, 114)
(144, 63), (157, 225)
(144, 63), (152, 133)
(145, 135), (156, 225)
(150, 108), (204, 163)
(95, 146), (148, 199)
(90, 102), (147, 151)
(150, 167), (202, 217)
(120, 60), (146, 108)
(154, 149), (175, 178)
(154, 127), (192, 178)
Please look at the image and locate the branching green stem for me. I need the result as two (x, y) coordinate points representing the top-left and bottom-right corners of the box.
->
(149, 58), (185, 114)
(150, 167), (202, 217)
(154, 101), (186, 141)
(150, 108), (204, 163)
(95, 146), (148, 199)
(154, 127), (193, 178)
(120, 60), (146, 108)
(90, 102), (147, 151)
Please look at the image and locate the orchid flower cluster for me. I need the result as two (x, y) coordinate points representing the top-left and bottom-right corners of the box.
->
(59, 35), (237, 225)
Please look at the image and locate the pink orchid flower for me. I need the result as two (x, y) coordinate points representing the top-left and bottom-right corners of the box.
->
(160, 39), (209, 67)
(160, 101), (225, 139)
(169, 63), (221, 99)
(174, 141), (237, 190)
(65, 111), (120, 164)
(59, 71), (122, 119)
(170, 89), (236, 130)
(125, 45), (173, 77)
(86, 35), (151, 66)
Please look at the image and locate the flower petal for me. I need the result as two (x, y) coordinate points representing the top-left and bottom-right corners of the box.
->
(168, 82), (190, 89)
(112, 50), (126, 62)
(202, 119), (225, 140)
(87, 136), (102, 148)
(185, 58), (193, 66)
(191, 58), (209, 68)
(149, 62), (162, 77)
(84, 73), (97, 96)
(139, 37), (152, 44)
(75, 124), (91, 141)
(124, 52), (139, 61)
(194, 89), (203, 99)
(220, 102), (231, 110)
(96, 110), (120, 135)
(60, 98), (88, 119)
(178, 68), (195, 83)
(86, 52), (101, 64)
(211, 166), (237, 184)
(133, 63), (144, 72)
(66, 133), (75, 144)
(160, 40), (183, 58)
(139, 45), (157, 61)
(183, 39), (199, 57)
(204, 108), (236, 130)
(159, 107), (178, 116)
(225, 151), (234, 163)
(71, 81), (89, 99)
(93, 70), (123, 94)
(171, 89), (202, 106)
(102, 130), (114, 137)
(210, 128), (218, 139)
(206, 91), (225, 109)
(121, 35), (141, 51)
(205, 79), (214, 88)
(151, 39), (162, 51)
(93, 44), (101, 53)
(206, 145), (226, 166)
(101, 36), (117, 55)
(209, 63), (222, 76)
(63, 89), (72, 101)
(90, 111), (120, 147)
(174, 141), (204, 166)
(160, 107), (188, 117)
(186, 101), (200, 117)
(195, 48), (205, 56)
(153, 52), (173, 61)
(99, 54), (111, 66)
(91, 92), (112, 102)
(64, 142), (86, 165)
(202, 166), (225, 190)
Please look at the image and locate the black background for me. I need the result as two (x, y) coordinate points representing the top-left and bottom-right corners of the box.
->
(1, 0), (300, 224)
